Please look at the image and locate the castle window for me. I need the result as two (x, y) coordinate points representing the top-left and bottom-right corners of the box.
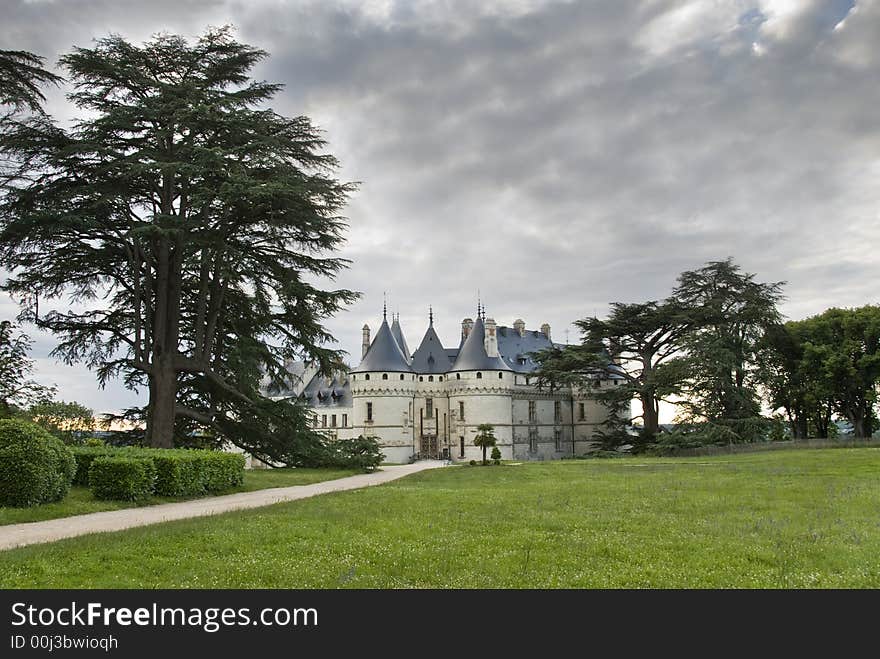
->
(459, 437), (465, 458)
(438, 376), (443, 381)
(578, 402), (585, 421)
(459, 401), (465, 420)
(366, 402), (373, 422)
(365, 374), (370, 381)
(426, 398), (433, 417)
(428, 376), (434, 382)
(476, 372), (482, 379)
(331, 414), (337, 428)
(400, 374), (404, 380)
(498, 372), (503, 379)
(456, 373), (461, 380)
(528, 401), (536, 424)
(554, 401), (561, 423)
(351, 375), (355, 381)
(529, 428), (538, 453)
(554, 429), (562, 451)
(321, 415), (327, 428)
(419, 376), (424, 382)
(382, 373), (388, 380)
(342, 413), (348, 427)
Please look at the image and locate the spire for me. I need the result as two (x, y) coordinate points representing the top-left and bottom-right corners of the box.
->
(383, 292), (387, 321)
(429, 305), (434, 327)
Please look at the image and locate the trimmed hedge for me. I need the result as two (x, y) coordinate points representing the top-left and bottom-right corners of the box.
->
(152, 452), (204, 497)
(72, 446), (246, 500)
(0, 419), (76, 507)
(72, 446), (120, 486)
(89, 457), (156, 501)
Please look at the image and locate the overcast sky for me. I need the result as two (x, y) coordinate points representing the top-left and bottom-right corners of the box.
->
(2, 0), (878, 415)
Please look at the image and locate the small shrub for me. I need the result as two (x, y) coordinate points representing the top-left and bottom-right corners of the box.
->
(0, 418), (75, 507)
(490, 447), (502, 461)
(325, 436), (384, 472)
(83, 437), (106, 447)
(89, 456), (156, 501)
(469, 460), (477, 466)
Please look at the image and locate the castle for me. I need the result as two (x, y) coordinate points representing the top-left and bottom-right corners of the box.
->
(278, 306), (622, 463)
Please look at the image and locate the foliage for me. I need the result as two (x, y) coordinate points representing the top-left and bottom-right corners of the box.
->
(0, 50), (62, 115)
(0, 320), (55, 418)
(672, 258), (783, 423)
(323, 436), (384, 472)
(0, 28), (358, 454)
(26, 399), (94, 444)
(473, 423), (497, 464)
(88, 456), (156, 501)
(0, 418), (74, 507)
(491, 446), (502, 464)
(759, 306), (880, 439)
(72, 446), (245, 496)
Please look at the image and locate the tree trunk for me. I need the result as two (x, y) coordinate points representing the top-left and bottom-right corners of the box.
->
(147, 359), (177, 448)
(641, 392), (659, 438)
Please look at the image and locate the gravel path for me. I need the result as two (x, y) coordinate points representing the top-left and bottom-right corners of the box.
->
(0, 461), (446, 551)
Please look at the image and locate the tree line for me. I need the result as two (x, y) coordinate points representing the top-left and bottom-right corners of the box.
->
(535, 259), (879, 451)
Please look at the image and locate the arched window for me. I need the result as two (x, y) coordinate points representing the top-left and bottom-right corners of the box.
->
(382, 373), (388, 380)
(438, 376), (443, 381)
(456, 373), (461, 380)
(419, 376), (424, 382)
(400, 374), (404, 380)
(498, 372), (503, 379)
(428, 376), (434, 382)
(476, 372), (482, 379)
(365, 374), (370, 381)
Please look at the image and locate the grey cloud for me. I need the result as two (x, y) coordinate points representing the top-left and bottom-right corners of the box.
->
(2, 0), (878, 413)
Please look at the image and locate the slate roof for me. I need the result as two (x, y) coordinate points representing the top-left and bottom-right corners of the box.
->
(411, 323), (454, 373)
(352, 318), (414, 373)
(390, 316), (411, 363)
(450, 316), (512, 372)
(496, 325), (556, 373)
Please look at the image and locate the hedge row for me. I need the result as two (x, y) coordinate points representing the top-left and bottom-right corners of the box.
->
(89, 457), (156, 501)
(72, 446), (245, 500)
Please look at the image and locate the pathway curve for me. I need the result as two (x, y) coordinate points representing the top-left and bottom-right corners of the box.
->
(0, 461), (447, 551)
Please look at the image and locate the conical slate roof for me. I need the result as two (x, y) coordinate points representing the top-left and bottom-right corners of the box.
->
(352, 318), (414, 373)
(411, 322), (453, 374)
(450, 316), (512, 372)
(390, 316), (411, 363)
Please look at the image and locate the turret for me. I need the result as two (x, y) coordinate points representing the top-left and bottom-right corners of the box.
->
(513, 318), (525, 337)
(541, 323), (551, 341)
(362, 324), (371, 359)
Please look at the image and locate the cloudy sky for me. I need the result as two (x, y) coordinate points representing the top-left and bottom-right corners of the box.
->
(2, 0), (878, 414)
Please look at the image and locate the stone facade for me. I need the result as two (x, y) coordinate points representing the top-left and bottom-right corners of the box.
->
(278, 308), (623, 463)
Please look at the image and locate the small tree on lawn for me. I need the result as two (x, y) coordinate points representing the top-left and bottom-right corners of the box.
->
(490, 446), (501, 465)
(473, 423), (496, 465)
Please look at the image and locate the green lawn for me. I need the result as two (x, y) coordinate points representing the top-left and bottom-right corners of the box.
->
(0, 468), (359, 526)
(2, 449), (880, 588)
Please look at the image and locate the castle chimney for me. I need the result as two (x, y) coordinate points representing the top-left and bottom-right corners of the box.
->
(513, 318), (525, 337)
(362, 324), (371, 359)
(485, 317), (499, 357)
(540, 323), (551, 340)
(461, 317), (474, 341)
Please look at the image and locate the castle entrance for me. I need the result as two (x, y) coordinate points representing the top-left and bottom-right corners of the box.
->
(420, 434), (439, 459)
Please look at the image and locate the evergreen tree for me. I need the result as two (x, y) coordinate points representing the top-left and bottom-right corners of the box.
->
(0, 29), (358, 454)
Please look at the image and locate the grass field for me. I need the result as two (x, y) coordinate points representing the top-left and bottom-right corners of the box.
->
(1, 448), (879, 588)
(0, 468), (359, 526)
